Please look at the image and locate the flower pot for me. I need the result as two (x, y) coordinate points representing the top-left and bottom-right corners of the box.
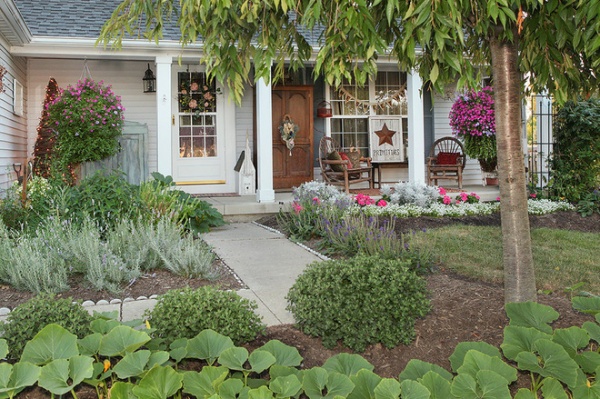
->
(316, 101), (332, 118)
(485, 177), (499, 186)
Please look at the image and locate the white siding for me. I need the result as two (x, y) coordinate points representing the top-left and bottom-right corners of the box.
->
(27, 59), (158, 175)
(433, 91), (484, 186)
(235, 82), (254, 158)
(0, 34), (28, 196)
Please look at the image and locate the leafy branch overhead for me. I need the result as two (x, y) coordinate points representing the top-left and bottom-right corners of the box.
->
(99, 0), (600, 104)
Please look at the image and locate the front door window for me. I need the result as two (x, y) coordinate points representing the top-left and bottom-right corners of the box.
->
(177, 72), (218, 158)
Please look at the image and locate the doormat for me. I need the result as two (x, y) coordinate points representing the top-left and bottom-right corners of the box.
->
(192, 193), (240, 198)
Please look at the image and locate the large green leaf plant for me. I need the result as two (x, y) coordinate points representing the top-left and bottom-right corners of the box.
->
(0, 298), (598, 397)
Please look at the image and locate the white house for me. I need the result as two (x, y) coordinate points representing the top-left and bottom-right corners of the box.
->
(0, 0), (485, 201)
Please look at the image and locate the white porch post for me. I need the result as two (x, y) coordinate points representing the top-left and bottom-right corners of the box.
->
(155, 56), (172, 176)
(255, 75), (275, 202)
(407, 70), (426, 184)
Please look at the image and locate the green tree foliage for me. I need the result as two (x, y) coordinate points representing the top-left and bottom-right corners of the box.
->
(99, 0), (600, 303)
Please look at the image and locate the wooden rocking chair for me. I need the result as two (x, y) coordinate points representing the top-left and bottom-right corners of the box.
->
(427, 137), (466, 189)
(319, 136), (373, 193)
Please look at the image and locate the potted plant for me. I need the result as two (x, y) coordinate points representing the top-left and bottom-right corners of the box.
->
(46, 78), (125, 184)
(449, 86), (498, 185)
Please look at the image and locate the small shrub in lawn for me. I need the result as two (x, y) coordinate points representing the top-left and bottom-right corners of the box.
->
(287, 254), (431, 352)
(146, 286), (265, 346)
(0, 294), (93, 359)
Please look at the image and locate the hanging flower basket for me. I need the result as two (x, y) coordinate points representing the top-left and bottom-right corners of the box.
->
(317, 101), (332, 118)
(279, 114), (299, 156)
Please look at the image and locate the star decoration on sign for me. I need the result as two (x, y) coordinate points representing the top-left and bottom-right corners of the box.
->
(375, 123), (396, 146)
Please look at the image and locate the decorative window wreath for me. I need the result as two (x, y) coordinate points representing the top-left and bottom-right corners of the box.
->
(278, 114), (299, 156)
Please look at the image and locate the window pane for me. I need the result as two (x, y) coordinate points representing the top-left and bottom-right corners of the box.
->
(330, 79), (370, 116)
(374, 71), (407, 116)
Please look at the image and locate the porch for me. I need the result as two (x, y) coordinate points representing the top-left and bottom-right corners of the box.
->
(201, 184), (501, 222)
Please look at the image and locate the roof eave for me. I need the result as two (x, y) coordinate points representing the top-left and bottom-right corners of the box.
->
(0, 0), (32, 46)
(10, 36), (199, 60)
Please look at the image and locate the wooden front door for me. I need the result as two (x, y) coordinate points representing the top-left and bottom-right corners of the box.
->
(272, 86), (314, 189)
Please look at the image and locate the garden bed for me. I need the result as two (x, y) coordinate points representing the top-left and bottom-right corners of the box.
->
(7, 210), (600, 398)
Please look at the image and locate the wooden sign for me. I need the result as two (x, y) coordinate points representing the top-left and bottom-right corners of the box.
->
(369, 117), (404, 162)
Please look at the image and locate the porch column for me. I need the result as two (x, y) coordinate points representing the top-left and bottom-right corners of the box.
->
(255, 75), (275, 202)
(407, 70), (426, 184)
(155, 56), (172, 176)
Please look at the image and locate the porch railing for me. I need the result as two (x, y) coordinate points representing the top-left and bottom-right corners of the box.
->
(524, 94), (555, 191)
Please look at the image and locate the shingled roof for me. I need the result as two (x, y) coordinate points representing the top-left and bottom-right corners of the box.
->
(14, 0), (182, 41)
(13, 0), (321, 46)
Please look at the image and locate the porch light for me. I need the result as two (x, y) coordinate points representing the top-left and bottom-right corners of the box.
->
(143, 63), (156, 93)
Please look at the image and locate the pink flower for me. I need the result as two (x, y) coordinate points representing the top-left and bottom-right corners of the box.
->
(442, 195), (452, 205)
(496, 196), (501, 202)
(354, 193), (375, 207)
(292, 201), (303, 214)
(312, 197), (320, 205)
(460, 192), (469, 201)
(438, 187), (447, 196)
(376, 199), (387, 207)
(529, 193), (537, 198)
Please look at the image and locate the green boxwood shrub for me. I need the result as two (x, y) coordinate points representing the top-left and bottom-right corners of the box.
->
(146, 286), (265, 345)
(0, 294), (93, 359)
(286, 255), (431, 352)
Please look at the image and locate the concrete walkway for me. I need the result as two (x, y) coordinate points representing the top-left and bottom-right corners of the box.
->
(201, 222), (324, 325)
(0, 222), (321, 327)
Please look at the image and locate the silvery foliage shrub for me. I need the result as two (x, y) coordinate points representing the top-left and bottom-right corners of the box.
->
(108, 217), (217, 279)
(381, 182), (440, 208)
(0, 219), (69, 293)
(48, 217), (139, 294)
(293, 181), (353, 208)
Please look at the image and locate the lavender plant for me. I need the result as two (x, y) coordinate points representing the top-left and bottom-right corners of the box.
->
(278, 181), (352, 240)
(60, 218), (140, 293)
(321, 213), (403, 258)
(0, 232), (69, 293)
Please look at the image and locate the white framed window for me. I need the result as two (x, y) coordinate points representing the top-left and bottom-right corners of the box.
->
(13, 79), (23, 117)
(328, 71), (408, 161)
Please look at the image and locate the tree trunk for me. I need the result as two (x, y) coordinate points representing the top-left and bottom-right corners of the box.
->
(489, 29), (537, 303)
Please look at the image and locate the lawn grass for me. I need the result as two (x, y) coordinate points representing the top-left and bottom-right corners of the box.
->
(410, 225), (600, 296)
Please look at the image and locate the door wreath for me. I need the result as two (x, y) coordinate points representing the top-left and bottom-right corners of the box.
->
(278, 114), (299, 156)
